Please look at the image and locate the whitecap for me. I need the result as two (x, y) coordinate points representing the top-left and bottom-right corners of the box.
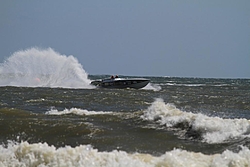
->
(1, 141), (250, 167)
(141, 98), (250, 143)
(45, 108), (113, 116)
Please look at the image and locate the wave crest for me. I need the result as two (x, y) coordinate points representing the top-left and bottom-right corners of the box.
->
(45, 108), (113, 116)
(1, 141), (250, 167)
(141, 98), (250, 143)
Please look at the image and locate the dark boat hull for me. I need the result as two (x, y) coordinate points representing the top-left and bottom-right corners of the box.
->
(91, 78), (150, 89)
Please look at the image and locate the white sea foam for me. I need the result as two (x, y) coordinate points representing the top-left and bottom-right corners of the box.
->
(46, 108), (113, 116)
(158, 83), (206, 86)
(0, 47), (94, 88)
(0, 141), (250, 167)
(141, 98), (250, 143)
(143, 83), (161, 91)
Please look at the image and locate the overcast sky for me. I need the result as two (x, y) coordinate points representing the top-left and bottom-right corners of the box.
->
(1, 1), (249, 78)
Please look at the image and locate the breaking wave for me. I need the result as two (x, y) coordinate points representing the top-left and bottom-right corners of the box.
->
(45, 108), (113, 116)
(141, 98), (250, 143)
(1, 141), (250, 167)
(143, 83), (161, 91)
(0, 48), (93, 88)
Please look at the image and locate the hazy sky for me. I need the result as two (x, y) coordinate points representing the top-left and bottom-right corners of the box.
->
(1, 1), (249, 78)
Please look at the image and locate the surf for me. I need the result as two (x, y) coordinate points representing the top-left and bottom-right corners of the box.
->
(0, 47), (93, 88)
(45, 108), (113, 116)
(141, 98), (250, 144)
(1, 141), (250, 167)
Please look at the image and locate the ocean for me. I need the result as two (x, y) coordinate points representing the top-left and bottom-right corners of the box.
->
(0, 48), (250, 167)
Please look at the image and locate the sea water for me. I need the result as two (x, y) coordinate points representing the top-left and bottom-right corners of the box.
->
(0, 48), (250, 166)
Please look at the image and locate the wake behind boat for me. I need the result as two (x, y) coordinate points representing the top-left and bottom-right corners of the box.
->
(91, 75), (150, 89)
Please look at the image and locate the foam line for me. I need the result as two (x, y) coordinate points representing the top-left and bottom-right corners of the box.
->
(45, 108), (113, 116)
(1, 141), (250, 167)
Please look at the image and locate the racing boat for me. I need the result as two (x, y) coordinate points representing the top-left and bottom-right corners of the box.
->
(91, 76), (150, 89)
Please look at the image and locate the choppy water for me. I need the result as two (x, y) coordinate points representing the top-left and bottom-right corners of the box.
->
(0, 48), (250, 166)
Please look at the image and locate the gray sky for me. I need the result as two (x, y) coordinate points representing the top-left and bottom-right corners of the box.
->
(1, 1), (250, 78)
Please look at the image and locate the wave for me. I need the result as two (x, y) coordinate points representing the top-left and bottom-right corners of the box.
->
(0, 141), (250, 167)
(0, 47), (93, 88)
(45, 108), (113, 116)
(161, 83), (207, 86)
(158, 83), (233, 87)
(143, 83), (161, 91)
(141, 98), (250, 143)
